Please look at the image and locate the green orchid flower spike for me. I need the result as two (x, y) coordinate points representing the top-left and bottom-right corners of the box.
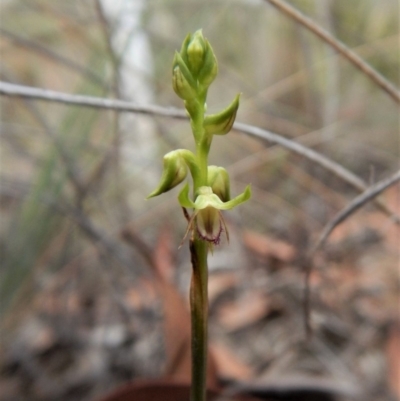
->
(147, 30), (251, 401)
(148, 29), (251, 246)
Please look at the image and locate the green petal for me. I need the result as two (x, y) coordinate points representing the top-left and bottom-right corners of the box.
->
(194, 192), (225, 210)
(213, 185), (251, 210)
(179, 33), (192, 65)
(179, 184), (251, 211)
(147, 150), (189, 199)
(178, 183), (195, 208)
(173, 52), (197, 90)
(193, 185), (251, 211)
(204, 94), (240, 136)
(197, 39), (218, 88)
(187, 30), (206, 76)
(207, 166), (231, 202)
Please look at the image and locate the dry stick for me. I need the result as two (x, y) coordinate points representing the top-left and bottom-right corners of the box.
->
(304, 169), (400, 337)
(312, 169), (400, 255)
(264, 0), (400, 104)
(233, 122), (400, 225)
(0, 76), (87, 201)
(0, 82), (146, 275)
(0, 80), (398, 225)
(3, 89), (152, 282)
(1, 71), (118, 217)
(0, 80), (182, 118)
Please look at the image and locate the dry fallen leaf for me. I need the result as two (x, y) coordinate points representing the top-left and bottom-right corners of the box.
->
(386, 322), (400, 400)
(154, 223), (176, 283)
(124, 278), (158, 310)
(209, 342), (253, 381)
(208, 272), (238, 305)
(243, 230), (296, 263)
(218, 292), (271, 332)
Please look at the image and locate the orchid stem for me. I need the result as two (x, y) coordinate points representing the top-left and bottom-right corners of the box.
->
(190, 238), (208, 401)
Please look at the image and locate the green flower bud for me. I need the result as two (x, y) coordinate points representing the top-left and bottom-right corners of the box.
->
(207, 166), (230, 202)
(197, 39), (218, 88)
(172, 52), (197, 100)
(179, 30), (217, 89)
(204, 94), (240, 136)
(147, 150), (188, 198)
(172, 66), (195, 100)
(187, 30), (206, 76)
(179, 33), (192, 66)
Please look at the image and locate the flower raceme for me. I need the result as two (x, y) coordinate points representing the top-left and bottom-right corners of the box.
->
(147, 30), (251, 401)
(147, 29), (251, 247)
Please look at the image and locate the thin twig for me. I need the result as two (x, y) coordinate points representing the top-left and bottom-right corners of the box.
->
(233, 122), (400, 225)
(264, 0), (400, 104)
(311, 169), (400, 255)
(0, 80), (185, 118)
(304, 169), (400, 338)
(1, 80), (399, 224)
(0, 70), (87, 202)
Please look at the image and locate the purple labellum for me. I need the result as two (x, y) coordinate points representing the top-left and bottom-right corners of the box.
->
(195, 207), (227, 245)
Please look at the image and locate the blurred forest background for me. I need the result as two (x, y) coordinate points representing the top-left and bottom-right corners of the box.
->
(0, 0), (399, 401)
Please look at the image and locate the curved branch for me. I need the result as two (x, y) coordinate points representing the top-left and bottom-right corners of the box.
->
(0, 80), (398, 224)
(0, 80), (184, 118)
(264, 0), (400, 104)
(233, 122), (399, 225)
(303, 169), (400, 337)
(312, 169), (400, 255)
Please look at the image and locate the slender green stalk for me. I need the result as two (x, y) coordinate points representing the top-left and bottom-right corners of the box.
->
(192, 102), (208, 190)
(190, 92), (209, 401)
(189, 239), (208, 401)
(147, 30), (251, 401)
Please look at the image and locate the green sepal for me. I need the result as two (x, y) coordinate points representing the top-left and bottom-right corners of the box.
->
(179, 33), (192, 66)
(147, 150), (190, 198)
(207, 166), (230, 202)
(197, 39), (218, 88)
(178, 183), (194, 208)
(204, 94), (240, 136)
(172, 66), (196, 101)
(195, 185), (251, 210)
(186, 30), (206, 76)
(179, 184), (251, 211)
(172, 52), (199, 102)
